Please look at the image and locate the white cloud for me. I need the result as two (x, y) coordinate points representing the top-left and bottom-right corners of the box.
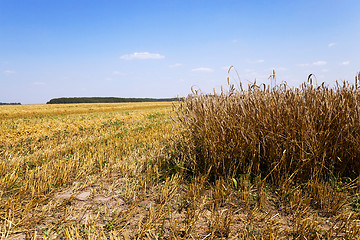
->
(112, 71), (127, 76)
(247, 59), (265, 64)
(244, 68), (255, 73)
(239, 69), (259, 77)
(328, 42), (336, 47)
(191, 67), (214, 72)
(341, 61), (350, 65)
(120, 52), (165, 60)
(4, 70), (16, 74)
(33, 81), (45, 86)
(244, 71), (259, 76)
(169, 63), (183, 68)
(297, 63), (309, 67)
(272, 67), (287, 71)
(313, 61), (327, 66)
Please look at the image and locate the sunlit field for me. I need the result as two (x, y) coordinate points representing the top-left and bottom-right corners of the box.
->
(2, 79), (360, 239)
(0, 102), (176, 239)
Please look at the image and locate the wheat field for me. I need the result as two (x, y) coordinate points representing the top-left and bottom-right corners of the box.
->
(1, 84), (360, 239)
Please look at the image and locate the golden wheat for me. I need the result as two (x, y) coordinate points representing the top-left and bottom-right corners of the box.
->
(1, 87), (360, 239)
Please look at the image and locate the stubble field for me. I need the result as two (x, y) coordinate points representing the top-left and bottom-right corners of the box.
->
(1, 102), (176, 239)
(1, 80), (360, 239)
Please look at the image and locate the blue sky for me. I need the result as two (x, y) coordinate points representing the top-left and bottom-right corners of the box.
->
(1, 0), (359, 104)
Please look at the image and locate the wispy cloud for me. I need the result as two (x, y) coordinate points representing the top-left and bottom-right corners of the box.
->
(246, 59), (265, 64)
(328, 42), (336, 47)
(244, 68), (255, 73)
(33, 81), (45, 86)
(243, 69), (259, 76)
(270, 67), (287, 71)
(112, 71), (127, 76)
(313, 61), (327, 66)
(169, 63), (183, 68)
(192, 67), (214, 72)
(341, 61), (350, 65)
(120, 52), (165, 60)
(3, 70), (16, 74)
(297, 63), (309, 67)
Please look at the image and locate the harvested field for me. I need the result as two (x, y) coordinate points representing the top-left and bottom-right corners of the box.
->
(1, 83), (360, 239)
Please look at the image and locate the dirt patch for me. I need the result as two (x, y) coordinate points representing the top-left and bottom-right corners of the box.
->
(75, 190), (91, 201)
(50, 186), (127, 225)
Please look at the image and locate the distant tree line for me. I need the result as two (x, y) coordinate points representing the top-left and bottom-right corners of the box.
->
(0, 102), (21, 105)
(46, 97), (179, 104)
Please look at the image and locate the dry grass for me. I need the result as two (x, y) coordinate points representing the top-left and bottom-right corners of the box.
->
(1, 73), (360, 239)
